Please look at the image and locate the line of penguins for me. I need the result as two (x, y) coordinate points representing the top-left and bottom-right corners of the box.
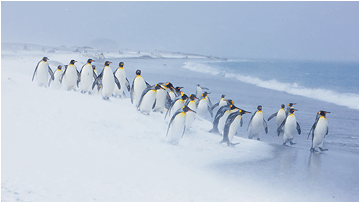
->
(32, 57), (330, 152)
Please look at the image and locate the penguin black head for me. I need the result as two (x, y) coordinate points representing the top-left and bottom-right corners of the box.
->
(226, 99), (234, 105)
(104, 61), (111, 66)
(155, 83), (165, 90)
(57, 65), (62, 70)
(92, 65), (96, 70)
(281, 104), (285, 109)
(239, 109), (251, 115)
(189, 94), (198, 100)
(166, 82), (174, 90)
(175, 87), (183, 92)
(221, 95), (226, 98)
(289, 108), (298, 114)
(87, 59), (94, 63)
(136, 69), (141, 75)
(119, 62), (124, 67)
(257, 105), (262, 111)
(70, 60), (76, 65)
(42, 57), (49, 61)
(64, 65), (68, 69)
(181, 94), (189, 100)
(183, 105), (196, 113)
(319, 111), (330, 117)
(202, 91), (210, 98)
(288, 103), (296, 107)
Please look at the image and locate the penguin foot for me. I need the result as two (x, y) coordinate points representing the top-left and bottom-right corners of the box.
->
(319, 147), (328, 152)
(310, 147), (318, 152)
(102, 97), (110, 100)
(81, 90), (86, 94)
(257, 138), (261, 141)
(290, 141), (296, 145)
(227, 142), (240, 147)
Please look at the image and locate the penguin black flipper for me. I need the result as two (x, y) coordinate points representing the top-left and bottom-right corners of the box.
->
(221, 111), (239, 145)
(145, 81), (151, 87)
(48, 65), (54, 80)
(247, 110), (258, 131)
(208, 105), (213, 118)
(137, 86), (152, 108)
(307, 118), (318, 140)
(32, 61), (41, 81)
(267, 112), (277, 121)
(296, 122), (301, 135)
(114, 76), (121, 89)
(93, 70), (97, 80)
(211, 102), (219, 111)
(130, 78), (135, 104)
(92, 76), (102, 90)
(166, 110), (182, 136)
(263, 119), (268, 134)
(126, 78), (131, 91)
(76, 69), (81, 87)
(277, 118), (287, 137)
(209, 105), (230, 133)
(208, 97), (213, 108)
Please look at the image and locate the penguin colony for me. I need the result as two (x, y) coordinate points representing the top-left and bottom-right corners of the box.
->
(32, 57), (331, 152)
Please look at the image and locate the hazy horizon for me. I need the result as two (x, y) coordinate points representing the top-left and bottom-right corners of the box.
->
(2, 1), (359, 62)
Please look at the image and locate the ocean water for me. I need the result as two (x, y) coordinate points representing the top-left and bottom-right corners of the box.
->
(182, 59), (359, 110)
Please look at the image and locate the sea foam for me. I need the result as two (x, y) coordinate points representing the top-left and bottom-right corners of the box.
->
(183, 61), (359, 110)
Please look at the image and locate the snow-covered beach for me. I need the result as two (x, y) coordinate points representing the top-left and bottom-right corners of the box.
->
(2, 44), (359, 201)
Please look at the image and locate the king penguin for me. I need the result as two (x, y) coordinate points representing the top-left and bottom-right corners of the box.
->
(165, 94), (189, 119)
(195, 84), (209, 99)
(153, 82), (173, 113)
(196, 91), (213, 119)
(92, 61), (121, 100)
(221, 109), (251, 146)
(209, 99), (233, 134)
(174, 86), (184, 98)
(308, 111), (330, 152)
(185, 94), (198, 130)
(79, 59), (96, 94)
(268, 104), (286, 126)
(137, 83), (165, 115)
(113, 62), (130, 98)
(286, 103), (296, 116)
(247, 105), (268, 141)
(32, 57), (54, 87)
(131, 69), (150, 105)
(277, 108), (301, 145)
(166, 106), (196, 144)
(211, 94), (227, 112)
(61, 59), (80, 91)
(50, 65), (63, 90)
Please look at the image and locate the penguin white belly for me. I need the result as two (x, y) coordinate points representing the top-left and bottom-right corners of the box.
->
(170, 100), (184, 118)
(218, 111), (231, 135)
(36, 62), (49, 87)
(139, 90), (156, 114)
(228, 116), (242, 142)
(167, 113), (186, 144)
(283, 115), (297, 142)
(64, 65), (78, 90)
(313, 118), (328, 148)
(153, 89), (166, 112)
(113, 69), (126, 96)
(185, 101), (197, 130)
(219, 99), (228, 108)
(197, 99), (208, 119)
(102, 68), (115, 98)
(169, 91), (176, 100)
(52, 70), (63, 89)
(80, 64), (94, 92)
(276, 110), (286, 126)
(133, 77), (147, 105)
(249, 113), (263, 138)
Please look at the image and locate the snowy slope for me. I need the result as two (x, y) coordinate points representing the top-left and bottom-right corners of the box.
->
(2, 49), (275, 201)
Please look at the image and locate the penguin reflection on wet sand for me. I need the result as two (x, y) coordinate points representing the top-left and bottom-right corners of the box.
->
(166, 106), (196, 144)
(277, 108), (301, 145)
(308, 111), (330, 152)
(247, 105), (268, 141)
(32, 57), (54, 87)
(221, 109), (251, 146)
(92, 61), (121, 100)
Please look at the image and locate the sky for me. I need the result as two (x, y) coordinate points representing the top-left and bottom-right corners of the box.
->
(1, 1), (359, 61)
